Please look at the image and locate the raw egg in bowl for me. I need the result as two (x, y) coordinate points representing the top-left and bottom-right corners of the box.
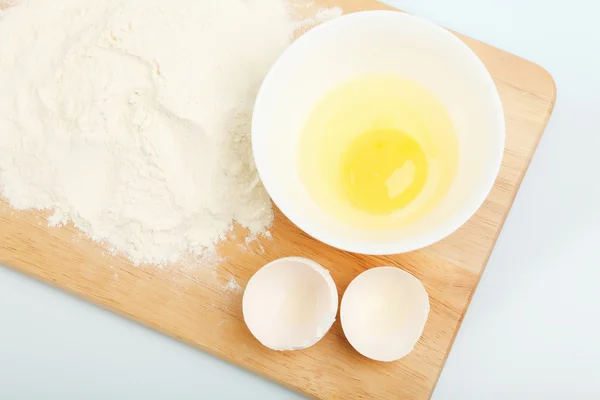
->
(252, 11), (504, 254)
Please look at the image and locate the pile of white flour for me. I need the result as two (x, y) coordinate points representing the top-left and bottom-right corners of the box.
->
(0, 0), (293, 265)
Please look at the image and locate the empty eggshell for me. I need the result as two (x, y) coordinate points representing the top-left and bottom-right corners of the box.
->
(242, 257), (338, 351)
(341, 266), (430, 362)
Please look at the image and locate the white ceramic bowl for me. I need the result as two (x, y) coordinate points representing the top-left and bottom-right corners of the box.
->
(252, 11), (505, 255)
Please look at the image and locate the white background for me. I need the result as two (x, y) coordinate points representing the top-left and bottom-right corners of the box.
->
(1, 0), (599, 398)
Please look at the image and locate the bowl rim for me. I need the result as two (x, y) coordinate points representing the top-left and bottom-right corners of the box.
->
(252, 10), (505, 255)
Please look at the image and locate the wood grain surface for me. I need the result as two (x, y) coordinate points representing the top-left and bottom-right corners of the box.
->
(0, 1), (556, 399)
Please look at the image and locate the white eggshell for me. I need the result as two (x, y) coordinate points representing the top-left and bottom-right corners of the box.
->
(242, 257), (338, 351)
(341, 266), (430, 362)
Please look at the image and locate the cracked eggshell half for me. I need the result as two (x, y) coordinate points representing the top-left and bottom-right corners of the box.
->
(341, 266), (430, 362)
(242, 257), (338, 351)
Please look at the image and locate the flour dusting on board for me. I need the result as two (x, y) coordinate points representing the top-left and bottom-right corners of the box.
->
(0, 0), (342, 269)
(288, 1), (343, 31)
(223, 275), (243, 293)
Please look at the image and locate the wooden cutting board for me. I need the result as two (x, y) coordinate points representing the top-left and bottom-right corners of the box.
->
(0, 1), (555, 399)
